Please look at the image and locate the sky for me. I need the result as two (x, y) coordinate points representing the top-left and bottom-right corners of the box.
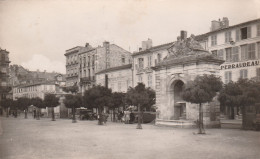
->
(0, 0), (259, 74)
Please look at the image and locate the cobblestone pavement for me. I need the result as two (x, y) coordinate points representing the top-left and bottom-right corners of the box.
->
(0, 115), (260, 159)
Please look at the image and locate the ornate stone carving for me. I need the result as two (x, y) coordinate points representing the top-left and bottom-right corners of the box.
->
(166, 34), (205, 59)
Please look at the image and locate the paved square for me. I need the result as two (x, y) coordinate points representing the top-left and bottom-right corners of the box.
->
(0, 116), (260, 159)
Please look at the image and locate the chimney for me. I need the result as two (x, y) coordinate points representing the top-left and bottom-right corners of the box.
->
(222, 17), (229, 28)
(85, 43), (89, 47)
(103, 41), (110, 47)
(141, 38), (153, 50)
(211, 20), (221, 31)
(180, 30), (187, 40)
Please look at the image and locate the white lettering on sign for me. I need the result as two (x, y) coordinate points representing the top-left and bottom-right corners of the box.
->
(220, 60), (260, 70)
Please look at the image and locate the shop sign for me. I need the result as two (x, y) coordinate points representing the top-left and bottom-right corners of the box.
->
(220, 60), (260, 70)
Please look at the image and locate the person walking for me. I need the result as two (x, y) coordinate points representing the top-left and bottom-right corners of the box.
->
(125, 110), (130, 124)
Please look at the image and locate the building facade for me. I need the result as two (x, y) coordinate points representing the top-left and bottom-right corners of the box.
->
(96, 64), (132, 93)
(0, 48), (11, 115)
(203, 18), (260, 83)
(65, 46), (85, 87)
(132, 39), (174, 90)
(65, 41), (132, 94)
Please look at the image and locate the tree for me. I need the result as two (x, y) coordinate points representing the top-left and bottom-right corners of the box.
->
(64, 94), (82, 123)
(126, 83), (156, 129)
(83, 85), (112, 125)
(31, 97), (45, 120)
(17, 97), (31, 119)
(182, 74), (223, 134)
(44, 94), (60, 121)
(110, 92), (125, 121)
(62, 85), (78, 94)
(0, 98), (13, 117)
(218, 81), (242, 119)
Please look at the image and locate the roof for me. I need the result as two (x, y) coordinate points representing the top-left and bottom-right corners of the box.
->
(96, 64), (132, 75)
(153, 52), (224, 70)
(132, 42), (174, 56)
(14, 81), (57, 88)
(198, 18), (260, 37)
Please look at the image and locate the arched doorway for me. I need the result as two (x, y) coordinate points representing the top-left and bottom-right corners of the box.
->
(172, 80), (186, 120)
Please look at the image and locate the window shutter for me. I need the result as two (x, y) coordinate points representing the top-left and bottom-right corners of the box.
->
(247, 26), (251, 38)
(236, 29), (240, 41)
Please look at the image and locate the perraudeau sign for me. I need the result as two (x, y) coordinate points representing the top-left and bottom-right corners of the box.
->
(220, 60), (260, 70)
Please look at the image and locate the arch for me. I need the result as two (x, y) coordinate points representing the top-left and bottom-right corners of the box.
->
(167, 77), (186, 120)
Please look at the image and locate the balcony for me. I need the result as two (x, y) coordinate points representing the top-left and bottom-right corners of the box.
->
(80, 76), (95, 84)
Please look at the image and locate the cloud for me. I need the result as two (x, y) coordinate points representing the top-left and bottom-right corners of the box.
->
(21, 54), (65, 74)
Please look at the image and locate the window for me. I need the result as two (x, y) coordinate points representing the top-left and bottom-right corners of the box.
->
(225, 31), (232, 43)
(1, 54), (5, 61)
(148, 74), (152, 87)
(211, 50), (217, 56)
(138, 58), (144, 69)
(232, 46), (239, 62)
(138, 75), (142, 83)
(147, 55), (152, 67)
(217, 49), (224, 59)
(241, 45), (247, 61)
(211, 35), (217, 46)
(257, 24), (260, 37)
(225, 48), (232, 62)
(224, 71), (232, 84)
(256, 68), (260, 77)
(241, 26), (251, 40)
(240, 69), (248, 79)
(257, 43), (260, 59)
(248, 43), (256, 60)
(157, 54), (162, 63)
(121, 55), (125, 64)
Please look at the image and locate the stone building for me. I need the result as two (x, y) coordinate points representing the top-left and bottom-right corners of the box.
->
(153, 33), (224, 127)
(132, 39), (174, 90)
(96, 64), (132, 93)
(205, 18), (260, 84)
(65, 41), (132, 94)
(201, 18), (260, 119)
(13, 81), (68, 118)
(65, 46), (87, 87)
(0, 48), (11, 115)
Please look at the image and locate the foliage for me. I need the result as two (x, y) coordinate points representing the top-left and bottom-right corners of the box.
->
(0, 98), (13, 109)
(111, 92), (125, 109)
(126, 83), (156, 110)
(83, 85), (112, 111)
(181, 74), (223, 134)
(17, 97), (31, 110)
(218, 78), (260, 129)
(44, 94), (60, 108)
(62, 85), (79, 94)
(31, 97), (45, 108)
(182, 74), (223, 104)
(64, 94), (82, 109)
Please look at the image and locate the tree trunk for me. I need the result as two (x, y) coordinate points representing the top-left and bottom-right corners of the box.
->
(230, 107), (235, 119)
(25, 109), (28, 119)
(51, 107), (55, 121)
(98, 107), (103, 125)
(6, 107), (9, 118)
(36, 107), (40, 120)
(72, 106), (76, 123)
(113, 108), (116, 122)
(136, 104), (142, 129)
(242, 106), (246, 129)
(198, 103), (205, 134)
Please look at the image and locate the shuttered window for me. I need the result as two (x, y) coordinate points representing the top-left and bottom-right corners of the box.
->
(232, 46), (239, 62)
(225, 48), (232, 62)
